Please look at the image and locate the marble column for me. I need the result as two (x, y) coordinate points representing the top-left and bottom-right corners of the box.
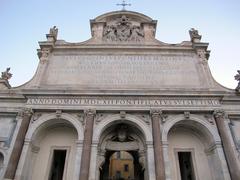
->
(150, 109), (166, 180)
(74, 141), (83, 180)
(214, 110), (240, 180)
(89, 142), (98, 180)
(146, 143), (156, 180)
(4, 108), (33, 179)
(162, 142), (171, 180)
(79, 109), (96, 180)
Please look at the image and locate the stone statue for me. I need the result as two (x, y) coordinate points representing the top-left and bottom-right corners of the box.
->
(103, 25), (117, 41)
(234, 70), (240, 91)
(189, 28), (201, 42)
(49, 26), (58, 39)
(130, 25), (144, 42)
(1, 67), (12, 80)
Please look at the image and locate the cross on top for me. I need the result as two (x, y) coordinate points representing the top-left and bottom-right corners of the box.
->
(117, 0), (131, 11)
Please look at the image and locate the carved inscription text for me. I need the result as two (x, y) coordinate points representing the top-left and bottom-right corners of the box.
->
(27, 97), (220, 108)
(44, 54), (201, 88)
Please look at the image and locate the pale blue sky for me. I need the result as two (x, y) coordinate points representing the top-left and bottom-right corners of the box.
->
(0, 0), (240, 88)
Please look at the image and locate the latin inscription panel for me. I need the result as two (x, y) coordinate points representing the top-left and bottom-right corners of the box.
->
(27, 96), (220, 107)
(43, 54), (201, 88)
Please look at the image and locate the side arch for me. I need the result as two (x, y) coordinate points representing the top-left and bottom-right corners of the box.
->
(93, 114), (152, 142)
(26, 113), (84, 142)
(162, 114), (231, 180)
(162, 114), (221, 144)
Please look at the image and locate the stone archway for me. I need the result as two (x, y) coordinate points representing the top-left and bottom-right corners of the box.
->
(162, 115), (231, 180)
(15, 113), (84, 180)
(97, 123), (148, 180)
(31, 123), (78, 180)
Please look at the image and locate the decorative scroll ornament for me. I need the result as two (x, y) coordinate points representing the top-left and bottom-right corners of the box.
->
(197, 49), (208, 63)
(103, 15), (144, 42)
(1, 68), (12, 80)
(38, 48), (50, 64)
(234, 70), (240, 92)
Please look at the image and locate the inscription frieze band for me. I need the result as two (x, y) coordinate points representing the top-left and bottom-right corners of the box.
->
(27, 97), (220, 107)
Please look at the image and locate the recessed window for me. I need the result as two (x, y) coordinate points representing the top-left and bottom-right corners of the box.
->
(178, 152), (195, 180)
(124, 164), (129, 172)
(48, 150), (67, 180)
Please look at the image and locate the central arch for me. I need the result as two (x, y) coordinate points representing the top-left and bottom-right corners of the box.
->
(90, 114), (154, 180)
(98, 122), (146, 180)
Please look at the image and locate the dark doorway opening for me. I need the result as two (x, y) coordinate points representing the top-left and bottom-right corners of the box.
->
(178, 152), (195, 180)
(100, 151), (144, 180)
(49, 149), (67, 180)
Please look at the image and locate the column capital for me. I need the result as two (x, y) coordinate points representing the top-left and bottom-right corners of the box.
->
(150, 109), (162, 117)
(84, 109), (96, 117)
(213, 109), (225, 119)
(17, 108), (33, 119)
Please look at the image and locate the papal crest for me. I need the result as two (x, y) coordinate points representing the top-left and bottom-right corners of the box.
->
(103, 15), (144, 42)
